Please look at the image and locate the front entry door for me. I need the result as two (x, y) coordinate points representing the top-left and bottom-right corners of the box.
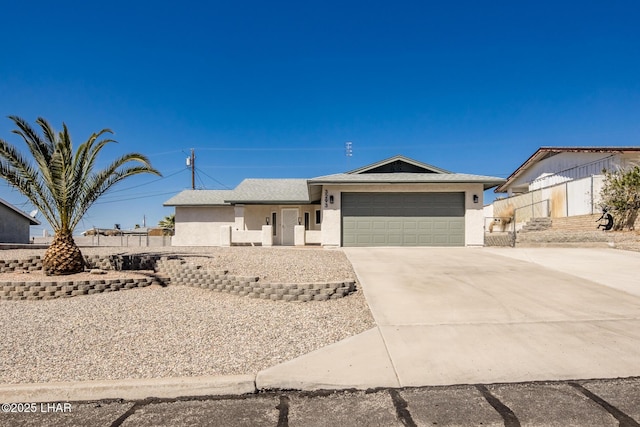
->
(281, 208), (298, 245)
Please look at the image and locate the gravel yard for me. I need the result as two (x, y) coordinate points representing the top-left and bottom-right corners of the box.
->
(0, 246), (376, 384)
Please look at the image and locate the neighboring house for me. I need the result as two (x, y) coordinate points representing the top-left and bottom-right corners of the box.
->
(164, 155), (504, 247)
(493, 146), (640, 223)
(0, 198), (40, 244)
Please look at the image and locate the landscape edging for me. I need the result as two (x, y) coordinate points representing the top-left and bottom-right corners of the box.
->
(0, 255), (357, 302)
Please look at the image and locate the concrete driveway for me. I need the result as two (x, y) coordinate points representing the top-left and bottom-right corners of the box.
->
(345, 247), (640, 387)
(258, 247), (640, 390)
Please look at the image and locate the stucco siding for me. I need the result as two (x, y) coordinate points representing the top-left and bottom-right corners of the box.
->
(0, 204), (32, 244)
(172, 206), (235, 246)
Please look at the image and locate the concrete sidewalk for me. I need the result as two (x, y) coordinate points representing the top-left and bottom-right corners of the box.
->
(258, 247), (640, 390)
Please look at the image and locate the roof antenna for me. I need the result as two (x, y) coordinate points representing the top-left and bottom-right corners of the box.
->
(345, 141), (353, 169)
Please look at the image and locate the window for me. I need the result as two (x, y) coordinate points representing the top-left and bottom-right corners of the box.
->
(304, 212), (310, 230)
(315, 209), (321, 225)
(271, 212), (277, 236)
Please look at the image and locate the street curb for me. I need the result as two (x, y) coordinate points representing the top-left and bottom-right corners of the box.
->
(0, 374), (257, 403)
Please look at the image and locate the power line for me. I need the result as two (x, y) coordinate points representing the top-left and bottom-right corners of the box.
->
(194, 170), (207, 189)
(106, 168), (188, 194)
(97, 188), (180, 202)
(194, 168), (231, 189)
(93, 190), (180, 204)
(193, 147), (342, 152)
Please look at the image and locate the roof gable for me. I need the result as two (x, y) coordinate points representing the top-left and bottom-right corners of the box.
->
(347, 155), (450, 175)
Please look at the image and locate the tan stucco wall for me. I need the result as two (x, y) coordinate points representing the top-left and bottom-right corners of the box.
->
(320, 183), (485, 247)
(172, 206), (235, 246)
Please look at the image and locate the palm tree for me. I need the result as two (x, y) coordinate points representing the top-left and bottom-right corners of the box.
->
(0, 116), (161, 275)
(158, 213), (175, 235)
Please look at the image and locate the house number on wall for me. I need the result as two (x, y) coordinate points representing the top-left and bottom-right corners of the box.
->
(324, 190), (328, 208)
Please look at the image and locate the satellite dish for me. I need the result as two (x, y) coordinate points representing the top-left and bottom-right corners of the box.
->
(29, 209), (38, 218)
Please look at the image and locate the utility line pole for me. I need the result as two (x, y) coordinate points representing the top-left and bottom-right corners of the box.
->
(186, 148), (195, 190)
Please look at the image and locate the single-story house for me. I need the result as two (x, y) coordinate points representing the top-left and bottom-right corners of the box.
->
(493, 146), (640, 222)
(0, 198), (40, 244)
(164, 155), (505, 247)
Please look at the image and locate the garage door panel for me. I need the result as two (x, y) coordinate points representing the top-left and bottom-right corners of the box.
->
(417, 221), (433, 230)
(342, 193), (465, 247)
(371, 221), (387, 230)
(372, 235), (388, 244)
(404, 234), (418, 244)
(403, 221), (417, 230)
(343, 219), (356, 230)
(388, 221), (403, 230)
(387, 234), (403, 244)
(449, 222), (464, 231)
(358, 224), (371, 231)
(433, 235), (450, 244)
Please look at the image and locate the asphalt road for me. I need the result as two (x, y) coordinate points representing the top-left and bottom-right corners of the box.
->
(2, 377), (639, 426)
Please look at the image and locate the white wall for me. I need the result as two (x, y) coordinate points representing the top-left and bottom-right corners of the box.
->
(172, 206), (235, 246)
(509, 153), (625, 193)
(493, 175), (605, 226)
(320, 183), (485, 247)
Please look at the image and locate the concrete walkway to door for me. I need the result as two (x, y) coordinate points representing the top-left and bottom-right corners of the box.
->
(257, 247), (640, 390)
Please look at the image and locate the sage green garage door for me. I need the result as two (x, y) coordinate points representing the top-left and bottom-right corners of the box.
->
(342, 192), (465, 247)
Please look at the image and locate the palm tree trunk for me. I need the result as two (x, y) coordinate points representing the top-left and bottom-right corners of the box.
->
(43, 231), (85, 275)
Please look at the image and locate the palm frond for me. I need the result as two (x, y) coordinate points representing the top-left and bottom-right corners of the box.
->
(0, 116), (160, 234)
(70, 154), (160, 229)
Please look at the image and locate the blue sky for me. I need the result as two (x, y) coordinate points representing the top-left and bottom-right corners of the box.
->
(1, 1), (639, 235)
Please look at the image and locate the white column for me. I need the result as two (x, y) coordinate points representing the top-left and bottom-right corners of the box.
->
(294, 225), (306, 246)
(262, 225), (273, 247)
(220, 225), (231, 247)
(234, 205), (245, 230)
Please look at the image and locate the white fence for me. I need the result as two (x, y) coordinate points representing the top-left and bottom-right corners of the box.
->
(305, 230), (322, 245)
(224, 225), (321, 246)
(32, 235), (173, 247)
(493, 175), (604, 226)
(231, 229), (263, 244)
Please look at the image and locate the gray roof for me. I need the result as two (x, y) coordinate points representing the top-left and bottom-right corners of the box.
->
(309, 172), (505, 190)
(164, 180), (316, 206)
(0, 198), (40, 225)
(163, 190), (233, 206)
(225, 179), (314, 204)
(163, 155), (506, 206)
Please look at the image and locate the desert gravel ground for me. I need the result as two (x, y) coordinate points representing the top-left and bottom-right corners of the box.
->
(0, 246), (376, 384)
